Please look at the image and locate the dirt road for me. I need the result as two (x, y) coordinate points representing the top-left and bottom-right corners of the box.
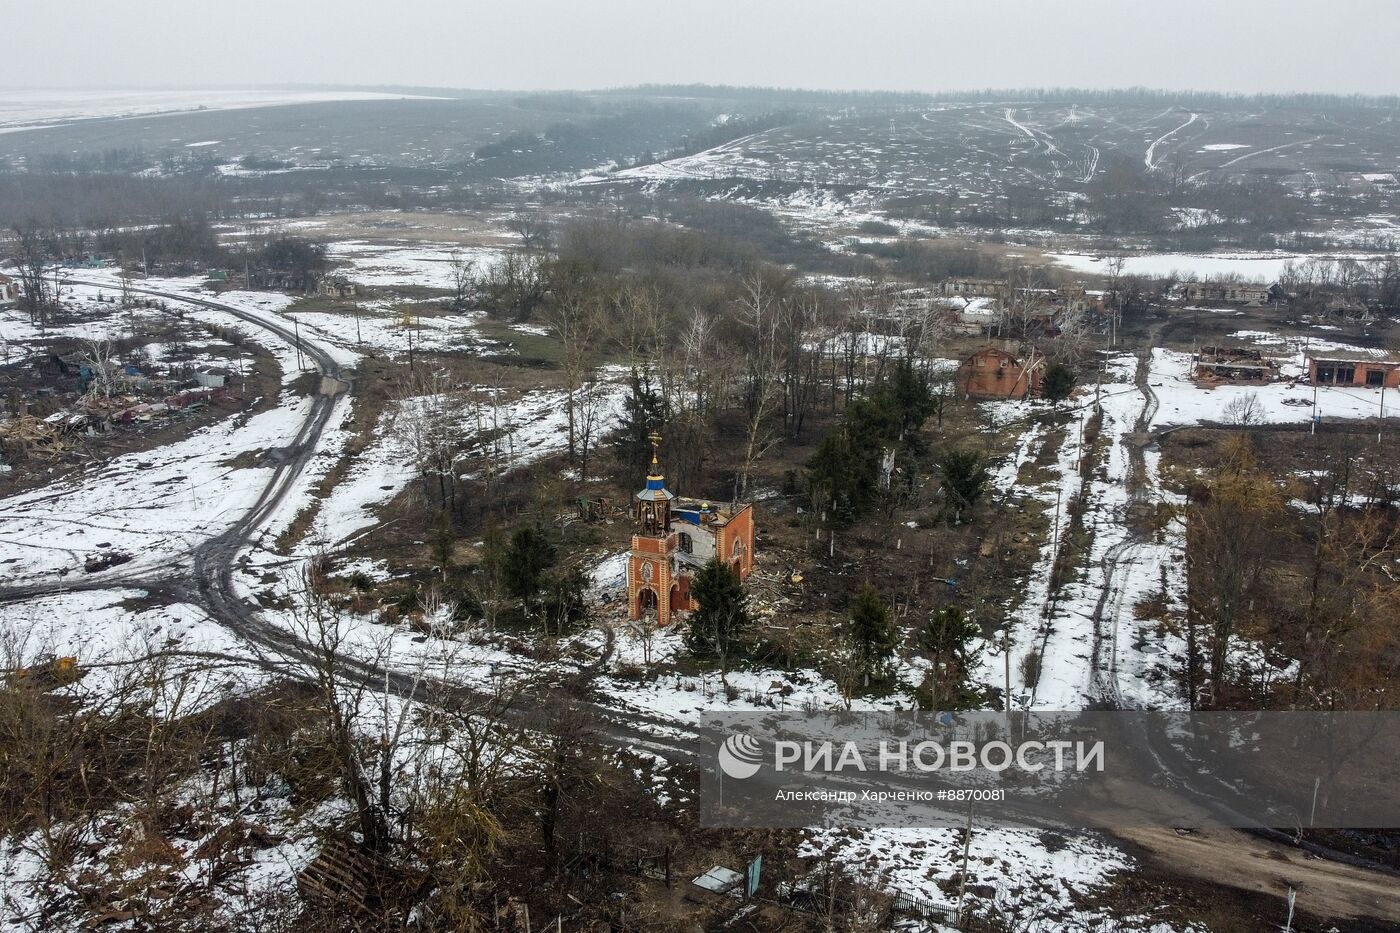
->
(1116, 827), (1400, 923)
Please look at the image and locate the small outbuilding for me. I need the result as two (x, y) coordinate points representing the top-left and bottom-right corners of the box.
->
(194, 367), (231, 389)
(1307, 352), (1400, 388)
(318, 275), (357, 299)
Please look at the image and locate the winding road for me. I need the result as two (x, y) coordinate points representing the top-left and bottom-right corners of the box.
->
(4, 284), (1398, 925)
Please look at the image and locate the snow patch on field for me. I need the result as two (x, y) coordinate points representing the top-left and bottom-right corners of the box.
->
(325, 241), (504, 290)
(1049, 251), (1378, 282)
(804, 827), (1164, 932)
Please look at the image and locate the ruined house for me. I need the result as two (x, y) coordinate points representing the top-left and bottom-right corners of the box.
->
(1193, 346), (1280, 383)
(318, 275), (358, 299)
(194, 367), (231, 389)
(955, 346), (1044, 399)
(1176, 281), (1281, 305)
(935, 278), (1004, 300)
(0, 273), (18, 306)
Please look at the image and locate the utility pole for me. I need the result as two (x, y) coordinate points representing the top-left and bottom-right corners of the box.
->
(1379, 382), (1386, 446)
(1311, 381), (1320, 435)
(1003, 623), (1012, 713)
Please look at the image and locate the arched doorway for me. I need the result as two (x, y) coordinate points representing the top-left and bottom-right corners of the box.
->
(731, 538), (747, 576)
(637, 587), (658, 617)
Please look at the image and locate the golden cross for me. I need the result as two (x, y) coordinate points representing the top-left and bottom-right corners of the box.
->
(648, 431), (662, 450)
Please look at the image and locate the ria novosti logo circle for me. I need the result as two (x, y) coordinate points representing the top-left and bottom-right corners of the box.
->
(718, 733), (764, 779)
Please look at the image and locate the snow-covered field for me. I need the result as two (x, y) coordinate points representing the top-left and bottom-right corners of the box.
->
(325, 241), (504, 290)
(1049, 250), (1382, 282)
(0, 88), (448, 134)
(288, 303), (497, 357)
(1150, 343), (1389, 427)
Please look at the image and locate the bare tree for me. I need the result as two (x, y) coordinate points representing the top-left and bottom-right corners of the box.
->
(547, 293), (602, 463)
(1222, 392), (1264, 427)
(79, 339), (118, 401)
(507, 212), (553, 254)
(735, 272), (784, 498)
(392, 368), (463, 512)
(679, 308), (718, 416)
(574, 368), (608, 483)
(12, 222), (55, 326)
(446, 249), (476, 311)
(1001, 264), (1051, 338)
(778, 293), (824, 439)
(1186, 439), (1286, 704)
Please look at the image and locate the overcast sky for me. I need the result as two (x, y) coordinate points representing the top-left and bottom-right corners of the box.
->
(5, 0), (1398, 96)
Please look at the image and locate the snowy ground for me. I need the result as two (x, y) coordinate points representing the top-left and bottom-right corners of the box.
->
(0, 88), (448, 134)
(325, 241), (504, 291)
(13, 242), (1383, 928)
(806, 826), (1193, 933)
(287, 302), (502, 358)
(1150, 342), (1390, 427)
(1049, 250), (1385, 282)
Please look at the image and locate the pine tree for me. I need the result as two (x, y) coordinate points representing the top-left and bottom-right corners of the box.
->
(805, 428), (870, 525)
(938, 449), (989, 524)
(1041, 362), (1076, 404)
(848, 582), (896, 684)
(612, 368), (668, 477)
(804, 363), (937, 526)
(886, 358), (936, 438)
(685, 558), (750, 665)
(472, 515), (510, 629)
(918, 606), (984, 709)
(502, 525), (556, 611)
(541, 567), (589, 637)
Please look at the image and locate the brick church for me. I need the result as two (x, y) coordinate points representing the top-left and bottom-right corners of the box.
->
(628, 435), (755, 626)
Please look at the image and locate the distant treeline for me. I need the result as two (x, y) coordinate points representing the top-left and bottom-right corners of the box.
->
(598, 83), (1400, 111)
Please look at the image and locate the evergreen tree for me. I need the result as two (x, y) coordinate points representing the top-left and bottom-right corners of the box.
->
(805, 363), (937, 526)
(805, 428), (872, 526)
(611, 368), (668, 477)
(886, 358), (936, 439)
(502, 525), (556, 609)
(938, 448), (989, 524)
(541, 567), (589, 636)
(1041, 362), (1076, 404)
(918, 606), (984, 710)
(685, 558), (750, 664)
(473, 515), (510, 629)
(848, 582), (896, 683)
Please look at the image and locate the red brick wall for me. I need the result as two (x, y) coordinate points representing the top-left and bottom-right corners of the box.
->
(716, 506), (755, 579)
(957, 351), (1041, 399)
(1308, 358), (1400, 388)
